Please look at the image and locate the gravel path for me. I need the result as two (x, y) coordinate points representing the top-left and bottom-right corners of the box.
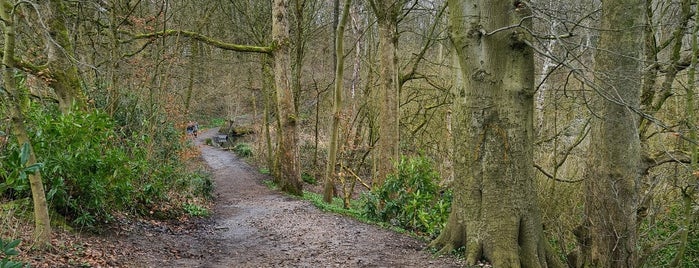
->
(122, 128), (463, 267)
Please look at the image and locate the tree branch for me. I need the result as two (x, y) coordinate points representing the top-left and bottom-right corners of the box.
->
(534, 163), (584, 183)
(121, 29), (274, 54)
(642, 150), (692, 175)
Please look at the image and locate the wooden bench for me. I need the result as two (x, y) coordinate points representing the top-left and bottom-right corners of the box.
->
(214, 135), (228, 146)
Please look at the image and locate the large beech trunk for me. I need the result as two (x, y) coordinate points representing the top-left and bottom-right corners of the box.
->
(430, 1), (561, 267)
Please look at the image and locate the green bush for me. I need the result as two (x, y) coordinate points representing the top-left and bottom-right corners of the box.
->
(27, 106), (139, 227)
(232, 143), (252, 158)
(361, 156), (452, 238)
(1, 104), (211, 228)
(0, 143), (43, 199)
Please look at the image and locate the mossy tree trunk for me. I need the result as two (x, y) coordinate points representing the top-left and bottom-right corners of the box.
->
(272, 0), (303, 195)
(576, 0), (644, 267)
(430, 1), (561, 267)
(46, 0), (88, 112)
(262, 55), (278, 178)
(0, 0), (51, 246)
(323, 0), (352, 203)
(368, 0), (401, 186)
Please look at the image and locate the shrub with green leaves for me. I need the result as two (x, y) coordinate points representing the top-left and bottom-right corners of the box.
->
(1, 104), (212, 228)
(0, 238), (24, 268)
(0, 143), (43, 199)
(361, 156), (452, 238)
(25, 106), (141, 226)
(233, 143), (253, 158)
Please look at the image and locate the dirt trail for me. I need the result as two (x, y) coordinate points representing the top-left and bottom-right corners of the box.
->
(122, 128), (462, 267)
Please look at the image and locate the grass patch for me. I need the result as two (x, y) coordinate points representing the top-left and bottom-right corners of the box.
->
(300, 191), (419, 238)
(262, 180), (277, 190)
(200, 118), (226, 129)
(182, 203), (210, 217)
(302, 191), (363, 218)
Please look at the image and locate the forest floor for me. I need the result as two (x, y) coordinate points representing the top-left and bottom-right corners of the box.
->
(15, 128), (463, 267)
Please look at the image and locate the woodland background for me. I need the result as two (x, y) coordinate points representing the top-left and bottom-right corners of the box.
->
(0, 0), (697, 267)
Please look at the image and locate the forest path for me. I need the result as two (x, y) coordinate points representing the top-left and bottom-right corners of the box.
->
(123, 128), (462, 267)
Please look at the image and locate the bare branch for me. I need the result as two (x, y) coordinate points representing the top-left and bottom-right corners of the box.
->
(122, 29), (274, 54)
(534, 163), (584, 183)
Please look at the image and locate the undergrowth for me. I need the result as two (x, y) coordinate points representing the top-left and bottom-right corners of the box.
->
(0, 104), (213, 229)
(261, 156), (452, 241)
(0, 238), (24, 268)
(360, 156), (452, 239)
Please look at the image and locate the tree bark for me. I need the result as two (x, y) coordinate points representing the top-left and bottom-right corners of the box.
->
(577, 0), (644, 267)
(46, 0), (88, 112)
(369, 0), (401, 186)
(0, 0), (51, 246)
(272, 0), (303, 195)
(262, 55), (277, 177)
(324, 0), (352, 203)
(430, 1), (561, 267)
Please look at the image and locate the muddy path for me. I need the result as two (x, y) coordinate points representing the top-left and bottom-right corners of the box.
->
(121, 128), (463, 267)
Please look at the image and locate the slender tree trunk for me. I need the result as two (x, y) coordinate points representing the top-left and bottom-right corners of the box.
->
(272, 0), (303, 195)
(639, 0), (690, 138)
(262, 55), (277, 175)
(185, 39), (199, 111)
(668, 0), (698, 267)
(292, 0), (306, 112)
(578, 0), (644, 267)
(430, 1), (561, 267)
(106, 3), (121, 116)
(0, 0), (51, 246)
(324, 0), (352, 203)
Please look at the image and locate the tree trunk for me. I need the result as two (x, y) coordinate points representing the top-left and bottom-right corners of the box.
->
(430, 1), (561, 267)
(675, 3), (699, 266)
(0, 0), (51, 246)
(324, 0), (352, 203)
(272, 0), (303, 195)
(262, 55), (278, 178)
(577, 0), (644, 267)
(292, 0), (306, 113)
(370, 0), (400, 186)
(46, 0), (87, 112)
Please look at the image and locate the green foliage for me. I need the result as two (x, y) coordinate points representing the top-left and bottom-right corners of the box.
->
(25, 106), (138, 227)
(641, 204), (699, 267)
(181, 170), (214, 199)
(301, 172), (317, 185)
(0, 104), (212, 228)
(303, 191), (363, 218)
(0, 143), (43, 198)
(232, 143), (253, 158)
(182, 203), (210, 217)
(208, 118), (226, 128)
(0, 238), (24, 268)
(361, 156), (452, 238)
(262, 179), (277, 190)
